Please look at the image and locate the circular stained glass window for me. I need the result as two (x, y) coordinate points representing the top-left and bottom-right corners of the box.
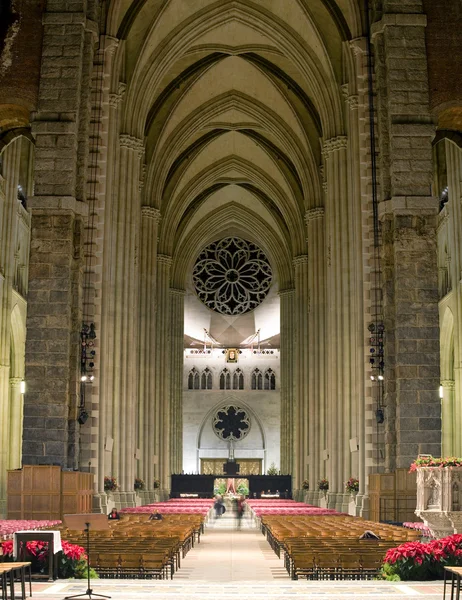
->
(193, 237), (272, 315)
(212, 405), (251, 441)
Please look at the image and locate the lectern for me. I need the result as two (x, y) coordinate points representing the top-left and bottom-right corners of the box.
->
(63, 513), (111, 600)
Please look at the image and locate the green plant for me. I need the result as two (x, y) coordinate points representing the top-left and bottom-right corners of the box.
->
(301, 480), (309, 490)
(237, 483), (249, 496)
(153, 478), (160, 489)
(214, 481), (227, 496)
(266, 462), (278, 475)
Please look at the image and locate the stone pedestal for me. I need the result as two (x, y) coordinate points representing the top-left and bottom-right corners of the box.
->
(415, 466), (462, 537)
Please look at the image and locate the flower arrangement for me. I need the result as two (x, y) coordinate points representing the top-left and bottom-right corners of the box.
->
(409, 456), (462, 472)
(381, 534), (462, 581)
(1, 539), (96, 579)
(318, 478), (329, 492)
(134, 477), (145, 491)
(302, 480), (309, 490)
(345, 477), (359, 493)
(153, 479), (160, 489)
(104, 476), (117, 492)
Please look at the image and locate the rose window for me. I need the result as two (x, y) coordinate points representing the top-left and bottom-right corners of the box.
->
(212, 405), (251, 441)
(193, 237), (272, 315)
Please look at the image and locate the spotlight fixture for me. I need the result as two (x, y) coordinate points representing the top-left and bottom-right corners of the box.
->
(78, 410), (89, 425)
(375, 408), (384, 424)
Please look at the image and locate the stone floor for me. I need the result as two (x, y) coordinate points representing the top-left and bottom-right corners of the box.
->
(15, 512), (446, 599)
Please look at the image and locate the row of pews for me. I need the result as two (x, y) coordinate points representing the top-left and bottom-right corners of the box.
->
(59, 513), (206, 579)
(260, 514), (421, 580)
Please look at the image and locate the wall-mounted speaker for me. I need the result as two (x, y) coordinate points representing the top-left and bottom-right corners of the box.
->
(375, 408), (385, 424)
(78, 410), (89, 425)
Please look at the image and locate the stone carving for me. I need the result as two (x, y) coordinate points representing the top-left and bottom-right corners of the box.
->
(322, 136), (348, 157)
(193, 237), (272, 315)
(212, 405), (250, 441)
(415, 467), (462, 538)
(141, 206), (161, 222)
(305, 207), (324, 222)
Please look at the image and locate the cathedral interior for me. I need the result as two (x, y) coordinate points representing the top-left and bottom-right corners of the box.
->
(0, 0), (461, 518)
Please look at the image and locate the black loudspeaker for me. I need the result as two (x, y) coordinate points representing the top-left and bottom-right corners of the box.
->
(375, 408), (384, 424)
(78, 410), (89, 425)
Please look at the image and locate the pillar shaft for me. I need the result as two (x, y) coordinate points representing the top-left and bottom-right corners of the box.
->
(138, 207), (160, 489)
(169, 289), (185, 475)
(279, 288), (295, 475)
(155, 255), (172, 490)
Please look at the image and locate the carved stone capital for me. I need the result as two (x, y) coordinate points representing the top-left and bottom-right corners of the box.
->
(141, 206), (161, 222)
(305, 207), (325, 223)
(170, 288), (186, 297)
(322, 136), (348, 157)
(109, 82), (126, 108)
(293, 254), (309, 267)
(157, 254), (172, 267)
(441, 379), (455, 390)
(119, 134), (144, 158)
(278, 288), (295, 298)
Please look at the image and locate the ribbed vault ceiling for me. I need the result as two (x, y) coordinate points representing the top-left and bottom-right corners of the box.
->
(106, 0), (364, 346)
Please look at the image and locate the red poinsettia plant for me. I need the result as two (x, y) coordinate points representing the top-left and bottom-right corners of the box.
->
(1, 539), (89, 578)
(382, 534), (462, 580)
(409, 456), (462, 472)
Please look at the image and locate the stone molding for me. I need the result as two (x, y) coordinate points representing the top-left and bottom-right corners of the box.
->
(371, 13), (427, 38)
(109, 83), (126, 108)
(305, 207), (325, 222)
(293, 255), (309, 267)
(27, 196), (89, 217)
(141, 206), (161, 222)
(437, 209), (449, 233)
(278, 288), (295, 297)
(350, 37), (367, 56)
(441, 380), (455, 390)
(322, 136), (347, 157)
(170, 288), (186, 297)
(119, 134), (144, 158)
(42, 12), (85, 26)
(157, 254), (172, 267)
(9, 377), (22, 387)
(378, 196), (439, 219)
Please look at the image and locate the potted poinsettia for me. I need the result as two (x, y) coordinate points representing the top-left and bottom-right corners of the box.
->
(302, 480), (309, 490)
(153, 479), (160, 489)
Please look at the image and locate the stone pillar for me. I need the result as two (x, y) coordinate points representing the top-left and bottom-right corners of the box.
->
(305, 208), (326, 489)
(441, 380), (455, 457)
(104, 134), (143, 503)
(169, 288), (185, 476)
(138, 207), (161, 494)
(22, 0), (96, 469)
(8, 378), (23, 469)
(372, 3), (441, 469)
(444, 140), (462, 458)
(0, 141), (21, 512)
(322, 135), (359, 509)
(293, 256), (309, 489)
(155, 255), (172, 491)
(279, 288), (295, 475)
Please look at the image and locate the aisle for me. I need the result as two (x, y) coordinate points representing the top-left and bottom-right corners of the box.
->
(174, 513), (287, 581)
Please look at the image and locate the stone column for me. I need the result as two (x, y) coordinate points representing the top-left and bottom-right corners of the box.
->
(372, 3), (441, 469)
(293, 256), (309, 489)
(104, 134), (142, 504)
(305, 208), (326, 489)
(8, 378), (23, 470)
(169, 288), (185, 476)
(444, 140), (462, 457)
(138, 207), (161, 496)
(441, 380), (455, 457)
(155, 255), (172, 492)
(279, 288), (295, 475)
(0, 141), (21, 512)
(322, 136), (358, 509)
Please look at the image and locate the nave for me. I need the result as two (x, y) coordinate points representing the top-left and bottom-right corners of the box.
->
(22, 513), (444, 600)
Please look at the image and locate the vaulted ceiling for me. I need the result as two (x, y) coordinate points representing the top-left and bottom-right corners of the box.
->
(105, 0), (364, 346)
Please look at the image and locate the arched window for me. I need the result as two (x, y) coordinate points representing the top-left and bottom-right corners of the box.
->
(220, 368), (231, 390)
(201, 367), (213, 390)
(251, 368), (262, 390)
(188, 368), (200, 390)
(233, 368), (244, 390)
(264, 368), (276, 390)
